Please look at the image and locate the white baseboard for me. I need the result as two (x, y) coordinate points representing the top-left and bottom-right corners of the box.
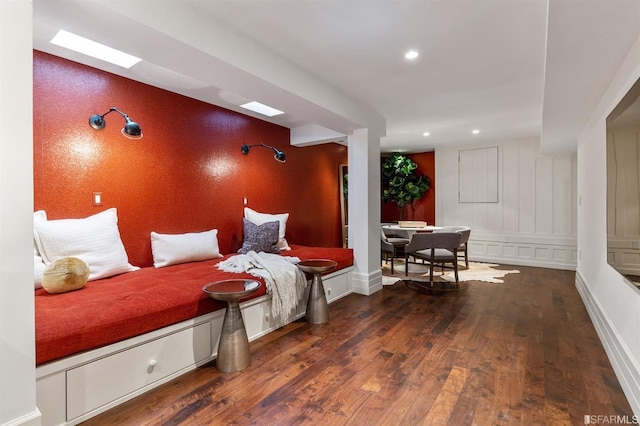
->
(1, 409), (41, 426)
(351, 269), (383, 295)
(469, 255), (576, 271)
(575, 271), (640, 416)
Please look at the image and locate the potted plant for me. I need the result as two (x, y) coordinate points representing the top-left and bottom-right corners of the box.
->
(381, 153), (430, 220)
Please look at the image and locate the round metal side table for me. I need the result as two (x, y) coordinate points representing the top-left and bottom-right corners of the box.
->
(297, 259), (337, 324)
(203, 279), (261, 373)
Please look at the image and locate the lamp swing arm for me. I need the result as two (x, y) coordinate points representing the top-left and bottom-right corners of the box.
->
(104, 107), (130, 121)
(92, 107), (126, 126)
(89, 106), (142, 139)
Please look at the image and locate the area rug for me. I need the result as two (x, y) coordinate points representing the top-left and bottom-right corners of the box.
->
(381, 260), (519, 285)
(438, 262), (520, 283)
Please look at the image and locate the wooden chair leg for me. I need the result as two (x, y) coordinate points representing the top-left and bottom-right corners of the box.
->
(453, 251), (459, 286)
(405, 254), (409, 276)
(429, 250), (435, 287)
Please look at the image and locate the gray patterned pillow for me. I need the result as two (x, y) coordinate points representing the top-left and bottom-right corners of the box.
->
(239, 218), (281, 254)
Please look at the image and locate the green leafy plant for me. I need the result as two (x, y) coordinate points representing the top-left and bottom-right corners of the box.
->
(381, 153), (430, 219)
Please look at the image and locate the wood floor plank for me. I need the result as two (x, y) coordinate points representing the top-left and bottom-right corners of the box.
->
(423, 365), (470, 425)
(81, 265), (634, 425)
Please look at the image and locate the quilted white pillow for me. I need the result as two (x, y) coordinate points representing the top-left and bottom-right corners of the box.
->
(244, 207), (290, 250)
(151, 229), (223, 268)
(33, 208), (139, 281)
(34, 210), (47, 289)
(34, 245), (46, 290)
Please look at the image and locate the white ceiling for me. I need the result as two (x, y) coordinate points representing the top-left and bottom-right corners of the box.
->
(32, 0), (640, 153)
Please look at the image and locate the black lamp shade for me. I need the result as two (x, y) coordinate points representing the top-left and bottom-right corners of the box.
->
(274, 150), (286, 163)
(123, 118), (142, 138)
(89, 114), (105, 130)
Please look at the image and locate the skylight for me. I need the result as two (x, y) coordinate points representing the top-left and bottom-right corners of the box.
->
(50, 30), (141, 69)
(240, 101), (284, 117)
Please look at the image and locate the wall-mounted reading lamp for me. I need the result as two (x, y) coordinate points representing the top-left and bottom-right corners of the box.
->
(241, 143), (286, 163)
(89, 107), (142, 139)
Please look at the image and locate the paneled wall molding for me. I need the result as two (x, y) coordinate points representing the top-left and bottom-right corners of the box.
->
(437, 137), (577, 271)
(468, 231), (577, 270)
(607, 239), (640, 277)
(458, 146), (499, 203)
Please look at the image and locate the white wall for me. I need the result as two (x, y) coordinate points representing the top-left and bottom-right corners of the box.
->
(0, 1), (39, 425)
(436, 137), (577, 270)
(576, 32), (640, 416)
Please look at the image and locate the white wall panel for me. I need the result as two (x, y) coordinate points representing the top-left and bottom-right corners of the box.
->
(459, 147), (499, 203)
(518, 141), (537, 234)
(502, 143), (519, 233)
(535, 155), (554, 234)
(0, 2), (39, 425)
(552, 155), (574, 235)
(436, 138), (577, 269)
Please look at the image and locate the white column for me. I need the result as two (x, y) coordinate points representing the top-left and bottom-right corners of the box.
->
(0, 1), (40, 425)
(348, 128), (383, 295)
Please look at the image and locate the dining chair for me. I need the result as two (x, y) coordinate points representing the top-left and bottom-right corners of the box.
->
(380, 228), (409, 274)
(404, 232), (463, 287)
(433, 225), (471, 268)
(381, 228), (396, 273)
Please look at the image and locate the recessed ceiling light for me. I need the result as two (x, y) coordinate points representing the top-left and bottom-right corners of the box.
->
(50, 30), (141, 69)
(405, 50), (419, 60)
(423, 132), (430, 136)
(472, 129), (480, 134)
(240, 101), (284, 117)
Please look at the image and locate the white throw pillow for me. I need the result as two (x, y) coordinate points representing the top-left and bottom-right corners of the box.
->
(244, 207), (290, 250)
(151, 229), (223, 268)
(34, 246), (46, 290)
(33, 208), (139, 281)
(34, 210), (47, 289)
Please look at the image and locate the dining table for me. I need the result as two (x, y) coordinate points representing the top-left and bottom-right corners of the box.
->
(381, 224), (442, 233)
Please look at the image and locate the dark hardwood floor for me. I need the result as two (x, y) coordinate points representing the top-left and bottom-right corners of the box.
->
(82, 264), (633, 425)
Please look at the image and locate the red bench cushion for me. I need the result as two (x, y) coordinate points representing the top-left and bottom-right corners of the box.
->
(35, 245), (352, 365)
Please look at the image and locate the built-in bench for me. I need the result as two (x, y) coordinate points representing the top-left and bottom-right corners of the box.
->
(35, 244), (353, 425)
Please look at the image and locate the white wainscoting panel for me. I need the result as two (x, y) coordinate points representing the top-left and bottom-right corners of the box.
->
(458, 146), (499, 203)
(436, 138), (577, 270)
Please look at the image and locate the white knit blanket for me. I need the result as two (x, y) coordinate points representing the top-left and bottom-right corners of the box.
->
(216, 251), (307, 325)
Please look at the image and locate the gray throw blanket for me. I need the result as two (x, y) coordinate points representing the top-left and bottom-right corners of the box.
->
(216, 251), (307, 325)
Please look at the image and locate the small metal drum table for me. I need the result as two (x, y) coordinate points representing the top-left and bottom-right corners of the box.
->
(297, 259), (337, 324)
(203, 279), (261, 373)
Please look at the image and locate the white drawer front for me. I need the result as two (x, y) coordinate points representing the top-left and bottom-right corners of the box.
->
(66, 321), (212, 421)
(325, 272), (351, 303)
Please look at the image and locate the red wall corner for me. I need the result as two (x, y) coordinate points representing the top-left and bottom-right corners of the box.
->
(33, 51), (347, 267)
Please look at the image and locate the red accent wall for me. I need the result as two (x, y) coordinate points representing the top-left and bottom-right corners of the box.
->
(381, 151), (436, 225)
(33, 51), (347, 267)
